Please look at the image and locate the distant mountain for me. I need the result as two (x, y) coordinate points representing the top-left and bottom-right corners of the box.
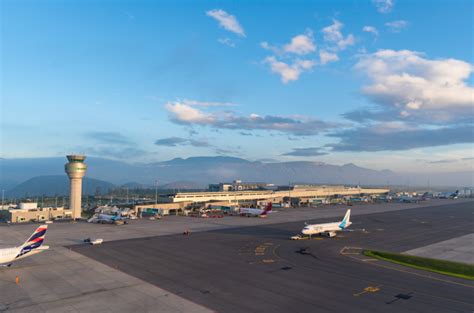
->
(6, 175), (115, 197)
(120, 181), (150, 189)
(163, 156), (250, 165)
(1, 156), (472, 194)
(0, 157), (138, 189)
(161, 181), (206, 190)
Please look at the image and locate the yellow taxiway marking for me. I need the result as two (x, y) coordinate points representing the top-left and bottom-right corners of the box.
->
(262, 259), (275, 263)
(254, 243), (275, 256)
(354, 285), (382, 297)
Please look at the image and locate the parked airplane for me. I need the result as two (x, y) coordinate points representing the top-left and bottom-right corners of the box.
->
(0, 225), (49, 267)
(398, 196), (419, 203)
(439, 190), (459, 199)
(239, 203), (272, 217)
(92, 213), (127, 224)
(301, 209), (351, 238)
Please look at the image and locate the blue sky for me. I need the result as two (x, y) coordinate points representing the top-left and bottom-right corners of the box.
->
(1, 0), (473, 173)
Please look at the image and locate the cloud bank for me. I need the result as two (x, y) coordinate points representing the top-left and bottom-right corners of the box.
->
(165, 100), (337, 136)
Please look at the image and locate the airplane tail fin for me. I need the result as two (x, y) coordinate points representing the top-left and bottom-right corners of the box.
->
(261, 202), (272, 215)
(339, 209), (351, 229)
(265, 202), (272, 212)
(20, 224), (48, 251)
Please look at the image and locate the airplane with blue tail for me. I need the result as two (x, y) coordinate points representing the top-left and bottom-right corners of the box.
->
(301, 209), (351, 238)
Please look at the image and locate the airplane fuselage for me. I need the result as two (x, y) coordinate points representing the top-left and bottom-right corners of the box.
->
(0, 246), (48, 265)
(302, 222), (347, 235)
(301, 209), (352, 237)
(239, 208), (265, 216)
(0, 247), (21, 265)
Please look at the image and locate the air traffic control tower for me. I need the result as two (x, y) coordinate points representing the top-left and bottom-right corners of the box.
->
(65, 155), (87, 219)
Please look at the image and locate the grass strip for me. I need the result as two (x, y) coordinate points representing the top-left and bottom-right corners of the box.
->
(363, 249), (474, 280)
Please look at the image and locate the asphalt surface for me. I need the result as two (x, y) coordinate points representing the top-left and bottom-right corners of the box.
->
(73, 201), (474, 313)
(405, 233), (474, 263)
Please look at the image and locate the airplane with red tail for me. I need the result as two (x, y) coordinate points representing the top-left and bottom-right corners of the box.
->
(239, 203), (273, 217)
(0, 225), (49, 267)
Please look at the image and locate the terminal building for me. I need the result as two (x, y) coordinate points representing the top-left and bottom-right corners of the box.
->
(209, 180), (275, 192)
(0, 202), (72, 223)
(134, 183), (390, 213)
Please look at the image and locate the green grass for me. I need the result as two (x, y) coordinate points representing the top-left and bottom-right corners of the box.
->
(363, 250), (474, 280)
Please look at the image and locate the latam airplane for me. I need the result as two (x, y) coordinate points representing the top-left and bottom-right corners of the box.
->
(301, 209), (351, 238)
(0, 225), (49, 267)
(239, 203), (273, 217)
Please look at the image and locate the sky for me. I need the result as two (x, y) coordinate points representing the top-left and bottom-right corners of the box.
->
(1, 0), (473, 173)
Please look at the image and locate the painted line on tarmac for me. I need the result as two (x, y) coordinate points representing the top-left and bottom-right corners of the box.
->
(353, 285), (382, 297)
(340, 246), (474, 289)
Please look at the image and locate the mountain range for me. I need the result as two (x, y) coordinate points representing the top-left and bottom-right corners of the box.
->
(0, 156), (472, 197)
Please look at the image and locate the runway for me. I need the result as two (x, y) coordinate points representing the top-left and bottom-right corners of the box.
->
(73, 201), (474, 313)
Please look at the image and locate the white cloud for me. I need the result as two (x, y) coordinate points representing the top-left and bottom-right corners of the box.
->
(261, 31), (316, 56)
(372, 0), (394, 13)
(260, 41), (280, 54)
(322, 19), (344, 42)
(181, 99), (235, 107)
(319, 50), (339, 65)
(261, 31), (317, 83)
(337, 34), (355, 50)
(165, 101), (216, 124)
(355, 49), (474, 121)
(322, 19), (355, 51)
(165, 100), (336, 135)
(283, 33), (316, 55)
(363, 26), (379, 37)
(385, 20), (408, 32)
(218, 37), (236, 47)
(206, 9), (245, 37)
(264, 56), (315, 83)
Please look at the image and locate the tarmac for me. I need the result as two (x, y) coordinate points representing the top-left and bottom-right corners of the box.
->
(0, 199), (473, 312)
(405, 233), (473, 264)
(0, 247), (211, 313)
(0, 199), (468, 246)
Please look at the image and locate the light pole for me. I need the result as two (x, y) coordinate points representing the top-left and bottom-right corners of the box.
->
(1, 189), (4, 208)
(155, 180), (158, 208)
(126, 187), (129, 204)
(288, 182), (291, 207)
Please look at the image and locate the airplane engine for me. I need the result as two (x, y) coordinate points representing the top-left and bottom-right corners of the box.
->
(325, 231), (336, 237)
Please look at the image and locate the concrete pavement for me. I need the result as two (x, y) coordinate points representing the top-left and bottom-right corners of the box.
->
(405, 233), (474, 264)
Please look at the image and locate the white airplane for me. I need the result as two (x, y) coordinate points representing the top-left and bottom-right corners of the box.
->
(0, 225), (49, 267)
(239, 203), (272, 217)
(301, 209), (352, 238)
(88, 212), (127, 224)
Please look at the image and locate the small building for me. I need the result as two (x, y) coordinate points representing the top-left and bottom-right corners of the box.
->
(0, 205), (72, 223)
(18, 202), (39, 210)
